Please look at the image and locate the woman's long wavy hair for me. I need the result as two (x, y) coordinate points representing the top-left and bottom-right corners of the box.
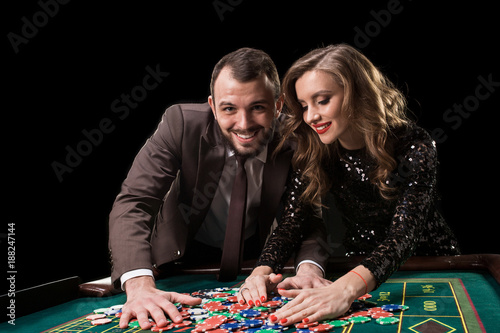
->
(278, 44), (410, 207)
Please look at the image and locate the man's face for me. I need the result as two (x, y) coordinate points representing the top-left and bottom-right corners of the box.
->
(209, 68), (281, 158)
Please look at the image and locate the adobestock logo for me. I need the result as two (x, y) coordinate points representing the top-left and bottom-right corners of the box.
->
(7, 0), (71, 54)
(51, 64), (169, 183)
(212, 0), (243, 22)
(353, 0), (411, 49)
(431, 73), (499, 144)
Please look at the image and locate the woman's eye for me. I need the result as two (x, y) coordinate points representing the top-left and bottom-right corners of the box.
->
(318, 98), (330, 105)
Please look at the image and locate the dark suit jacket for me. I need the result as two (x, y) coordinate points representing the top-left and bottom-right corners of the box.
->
(108, 103), (325, 288)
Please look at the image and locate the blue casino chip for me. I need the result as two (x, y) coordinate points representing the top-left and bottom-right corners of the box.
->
(242, 319), (263, 328)
(240, 309), (261, 318)
(381, 304), (404, 312)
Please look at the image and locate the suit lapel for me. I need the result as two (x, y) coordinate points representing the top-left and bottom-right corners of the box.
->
(187, 117), (226, 235)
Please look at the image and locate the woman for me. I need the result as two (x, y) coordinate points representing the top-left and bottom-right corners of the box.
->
(238, 44), (461, 324)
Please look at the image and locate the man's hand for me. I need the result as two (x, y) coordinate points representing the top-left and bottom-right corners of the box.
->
(119, 276), (201, 330)
(277, 263), (331, 290)
(237, 266), (283, 306)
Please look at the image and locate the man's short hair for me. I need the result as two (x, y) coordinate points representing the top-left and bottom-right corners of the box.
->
(210, 48), (280, 101)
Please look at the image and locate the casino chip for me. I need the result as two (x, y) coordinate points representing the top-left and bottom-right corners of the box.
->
(371, 311), (394, 319)
(91, 318), (112, 325)
(174, 320), (193, 328)
(311, 323), (334, 332)
(348, 316), (371, 324)
(262, 300), (282, 308)
(327, 320), (349, 328)
(295, 321), (318, 329)
(115, 284), (412, 333)
(242, 319), (263, 328)
(86, 314), (106, 320)
(376, 317), (400, 325)
(220, 322), (245, 331)
(240, 309), (261, 318)
(381, 304), (404, 312)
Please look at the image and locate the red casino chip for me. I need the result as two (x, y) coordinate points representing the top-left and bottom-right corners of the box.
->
(229, 303), (251, 313)
(311, 323), (334, 332)
(357, 293), (372, 300)
(367, 307), (385, 313)
(226, 296), (238, 303)
(193, 324), (214, 333)
(206, 305), (228, 312)
(203, 314), (228, 328)
(203, 301), (223, 310)
(351, 311), (371, 317)
(371, 311), (394, 319)
(295, 321), (319, 329)
(151, 323), (175, 332)
(173, 320), (193, 328)
(262, 300), (282, 308)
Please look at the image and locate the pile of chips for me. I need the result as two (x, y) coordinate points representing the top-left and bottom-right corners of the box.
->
(88, 287), (409, 331)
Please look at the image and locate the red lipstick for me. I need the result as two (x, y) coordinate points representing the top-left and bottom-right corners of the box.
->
(312, 122), (332, 134)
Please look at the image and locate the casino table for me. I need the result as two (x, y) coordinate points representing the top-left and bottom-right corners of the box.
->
(1, 254), (499, 333)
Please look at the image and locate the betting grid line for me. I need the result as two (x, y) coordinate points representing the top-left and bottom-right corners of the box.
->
(448, 281), (468, 333)
(396, 282), (407, 333)
(48, 316), (90, 332)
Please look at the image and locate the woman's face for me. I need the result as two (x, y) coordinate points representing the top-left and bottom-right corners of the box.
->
(296, 70), (364, 149)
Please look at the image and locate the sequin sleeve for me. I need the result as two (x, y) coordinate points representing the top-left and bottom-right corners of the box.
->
(360, 137), (439, 288)
(255, 169), (319, 272)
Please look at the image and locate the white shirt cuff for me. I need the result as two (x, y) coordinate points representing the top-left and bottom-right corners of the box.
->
(296, 260), (325, 277)
(120, 269), (155, 291)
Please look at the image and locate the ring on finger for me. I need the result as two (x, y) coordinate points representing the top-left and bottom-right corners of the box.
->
(239, 287), (250, 301)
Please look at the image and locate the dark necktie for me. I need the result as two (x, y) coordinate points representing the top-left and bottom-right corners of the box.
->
(218, 156), (247, 281)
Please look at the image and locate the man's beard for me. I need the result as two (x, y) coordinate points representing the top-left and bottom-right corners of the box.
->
(218, 117), (277, 159)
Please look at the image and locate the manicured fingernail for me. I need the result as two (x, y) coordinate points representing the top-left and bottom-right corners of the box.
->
(303, 318), (310, 323)
(248, 300), (254, 306)
(277, 274), (282, 277)
(255, 300), (261, 306)
(261, 296), (266, 302)
(174, 315), (182, 322)
(239, 299), (245, 304)
(280, 318), (288, 324)
(278, 288), (285, 292)
(269, 314), (277, 322)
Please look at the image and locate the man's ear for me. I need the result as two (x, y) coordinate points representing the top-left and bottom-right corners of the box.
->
(208, 95), (217, 119)
(275, 94), (284, 118)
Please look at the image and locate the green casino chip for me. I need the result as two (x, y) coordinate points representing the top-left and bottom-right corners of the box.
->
(328, 320), (349, 327)
(376, 317), (400, 325)
(348, 316), (371, 324)
(256, 330), (280, 333)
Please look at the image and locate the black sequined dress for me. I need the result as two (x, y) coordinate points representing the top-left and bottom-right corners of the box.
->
(256, 125), (461, 287)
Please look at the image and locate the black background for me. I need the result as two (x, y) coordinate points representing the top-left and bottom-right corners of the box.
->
(4, 0), (498, 291)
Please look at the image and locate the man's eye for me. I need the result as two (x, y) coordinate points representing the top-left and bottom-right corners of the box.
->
(223, 107), (235, 112)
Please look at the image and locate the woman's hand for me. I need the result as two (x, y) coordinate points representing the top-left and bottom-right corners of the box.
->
(269, 284), (355, 325)
(268, 266), (375, 325)
(237, 266), (283, 306)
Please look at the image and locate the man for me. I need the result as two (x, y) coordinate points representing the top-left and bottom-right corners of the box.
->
(108, 48), (327, 330)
